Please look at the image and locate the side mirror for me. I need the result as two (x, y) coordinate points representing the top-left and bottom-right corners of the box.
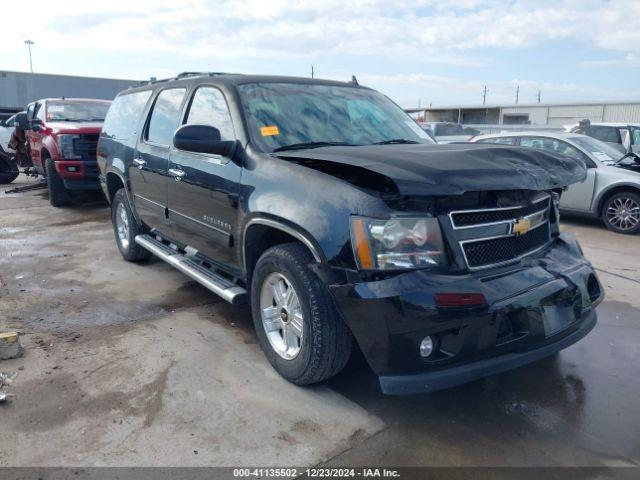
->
(173, 124), (236, 157)
(31, 120), (42, 132)
(13, 112), (28, 130)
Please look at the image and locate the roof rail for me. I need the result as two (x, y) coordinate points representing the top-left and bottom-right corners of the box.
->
(130, 71), (241, 88)
(176, 72), (239, 78)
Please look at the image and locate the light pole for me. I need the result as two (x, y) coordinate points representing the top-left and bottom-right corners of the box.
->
(24, 40), (34, 73)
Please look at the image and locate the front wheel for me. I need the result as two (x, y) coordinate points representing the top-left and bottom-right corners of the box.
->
(111, 188), (151, 262)
(602, 192), (640, 234)
(251, 243), (352, 385)
(45, 157), (72, 207)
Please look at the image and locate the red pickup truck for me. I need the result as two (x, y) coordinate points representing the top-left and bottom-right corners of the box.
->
(25, 98), (111, 206)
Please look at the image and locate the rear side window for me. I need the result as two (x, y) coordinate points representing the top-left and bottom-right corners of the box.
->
(146, 88), (186, 146)
(185, 87), (235, 140)
(102, 90), (152, 144)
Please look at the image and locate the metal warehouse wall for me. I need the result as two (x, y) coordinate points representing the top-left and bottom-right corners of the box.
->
(604, 104), (640, 123)
(501, 106), (548, 125)
(0, 71), (136, 111)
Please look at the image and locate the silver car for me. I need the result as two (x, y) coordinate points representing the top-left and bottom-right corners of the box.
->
(471, 132), (640, 234)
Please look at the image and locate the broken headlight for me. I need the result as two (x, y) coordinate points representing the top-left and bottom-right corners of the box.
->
(350, 216), (446, 270)
(57, 134), (81, 160)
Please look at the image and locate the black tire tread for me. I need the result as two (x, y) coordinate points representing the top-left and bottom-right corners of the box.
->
(112, 188), (152, 262)
(45, 156), (72, 207)
(251, 242), (352, 385)
(0, 150), (19, 184)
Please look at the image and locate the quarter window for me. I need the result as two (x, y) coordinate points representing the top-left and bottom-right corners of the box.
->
(102, 90), (152, 144)
(185, 87), (235, 140)
(147, 88), (186, 146)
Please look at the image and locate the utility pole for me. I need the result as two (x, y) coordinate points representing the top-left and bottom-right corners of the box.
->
(481, 85), (488, 105)
(536, 90), (542, 104)
(24, 40), (35, 73)
(311, 65), (314, 78)
(515, 85), (520, 104)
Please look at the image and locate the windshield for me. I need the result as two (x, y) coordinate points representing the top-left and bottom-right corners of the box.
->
(46, 101), (111, 122)
(237, 83), (435, 152)
(570, 135), (625, 163)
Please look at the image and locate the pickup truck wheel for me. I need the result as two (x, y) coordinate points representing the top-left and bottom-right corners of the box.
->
(111, 188), (151, 262)
(251, 243), (352, 385)
(602, 192), (640, 234)
(45, 157), (72, 207)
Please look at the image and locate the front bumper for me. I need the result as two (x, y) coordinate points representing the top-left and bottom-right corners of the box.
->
(56, 160), (101, 190)
(330, 233), (604, 395)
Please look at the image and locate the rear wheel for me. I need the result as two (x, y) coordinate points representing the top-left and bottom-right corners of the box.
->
(45, 157), (72, 207)
(251, 243), (352, 385)
(111, 188), (151, 262)
(602, 191), (640, 234)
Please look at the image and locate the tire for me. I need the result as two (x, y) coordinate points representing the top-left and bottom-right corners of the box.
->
(251, 242), (352, 385)
(0, 149), (19, 184)
(45, 157), (72, 207)
(111, 188), (152, 262)
(602, 191), (640, 235)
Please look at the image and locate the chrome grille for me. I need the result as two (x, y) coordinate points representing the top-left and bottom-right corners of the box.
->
(451, 197), (551, 228)
(448, 194), (552, 270)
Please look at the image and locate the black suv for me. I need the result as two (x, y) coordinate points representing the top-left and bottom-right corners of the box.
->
(97, 73), (603, 394)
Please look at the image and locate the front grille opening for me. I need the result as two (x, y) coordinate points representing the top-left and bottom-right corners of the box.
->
(463, 222), (550, 269)
(587, 274), (601, 303)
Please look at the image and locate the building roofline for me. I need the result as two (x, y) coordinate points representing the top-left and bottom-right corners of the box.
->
(0, 69), (138, 83)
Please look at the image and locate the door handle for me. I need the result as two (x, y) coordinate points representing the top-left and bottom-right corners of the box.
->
(132, 158), (146, 169)
(168, 168), (186, 181)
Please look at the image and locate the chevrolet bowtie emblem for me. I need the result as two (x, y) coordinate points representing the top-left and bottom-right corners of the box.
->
(512, 218), (532, 236)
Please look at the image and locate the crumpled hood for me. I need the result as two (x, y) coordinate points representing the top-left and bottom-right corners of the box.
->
(276, 143), (587, 195)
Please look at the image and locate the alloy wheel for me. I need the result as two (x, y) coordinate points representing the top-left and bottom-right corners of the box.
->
(606, 197), (640, 232)
(115, 202), (130, 250)
(259, 272), (304, 360)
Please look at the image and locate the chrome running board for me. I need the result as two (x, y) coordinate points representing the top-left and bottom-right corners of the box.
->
(135, 234), (247, 305)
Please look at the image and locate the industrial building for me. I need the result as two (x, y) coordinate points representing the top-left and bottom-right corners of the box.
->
(407, 100), (640, 127)
(0, 70), (137, 120)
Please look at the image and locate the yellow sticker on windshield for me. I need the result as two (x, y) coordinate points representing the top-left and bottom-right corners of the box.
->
(261, 125), (280, 136)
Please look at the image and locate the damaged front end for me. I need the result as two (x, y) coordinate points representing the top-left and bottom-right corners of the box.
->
(328, 188), (603, 394)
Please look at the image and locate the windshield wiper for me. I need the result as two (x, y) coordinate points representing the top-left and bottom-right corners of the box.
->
(373, 139), (420, 145)
(272, 141), (358, 152)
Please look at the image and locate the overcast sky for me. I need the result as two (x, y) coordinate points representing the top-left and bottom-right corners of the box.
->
(1, 0), (638, 108)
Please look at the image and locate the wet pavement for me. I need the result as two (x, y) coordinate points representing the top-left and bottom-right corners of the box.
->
(1, 175), (639, 468)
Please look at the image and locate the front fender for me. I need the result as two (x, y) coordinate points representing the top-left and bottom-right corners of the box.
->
(241, 153), (390, 267)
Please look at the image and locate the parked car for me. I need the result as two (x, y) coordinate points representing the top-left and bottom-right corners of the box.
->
(472, 132), (640, 234)
(98, 73), (602, 395)
(23, 98), (111, 206)
(567, 122), (640, 155)
(0, 113), (19, 153)
(421, 122), (480, 143)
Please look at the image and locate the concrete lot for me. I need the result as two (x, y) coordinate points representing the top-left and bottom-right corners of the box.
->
(1, 174), (639, 468)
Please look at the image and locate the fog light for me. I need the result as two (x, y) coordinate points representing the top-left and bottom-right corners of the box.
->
(419, 336), (434, 358)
